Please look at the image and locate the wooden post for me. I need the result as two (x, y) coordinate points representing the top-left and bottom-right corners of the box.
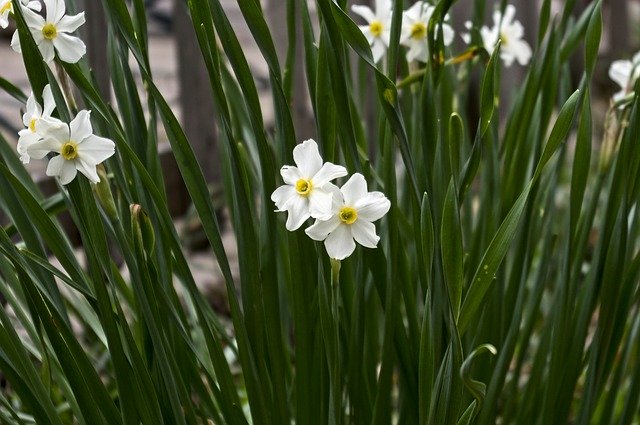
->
(609, 0), (629, 55)
(81, 0), (110, 100)
(173, 0), (220, 184)
(266, 0), (316, 140)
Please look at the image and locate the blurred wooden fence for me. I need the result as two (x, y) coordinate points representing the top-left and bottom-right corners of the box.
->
(0, 0), (635, 239)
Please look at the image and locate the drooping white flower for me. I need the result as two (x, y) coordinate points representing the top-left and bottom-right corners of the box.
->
(466, 4), (532, 67)
(17, 84), (56, 164)
(352, 0), (392, 63)
(11, 0), (86, 63)
(26, 111), (115, 185)
(609, 51), (640, 102)
(400, 1), (454, 63)
(0, 0), (40, 29)
(271, 139), (348, 231)
(305, 173), (391, 260)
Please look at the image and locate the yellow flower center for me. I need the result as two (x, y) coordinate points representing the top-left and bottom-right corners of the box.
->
(42, 23), (57, 40)
(339, 207), (358, 225)
(410, 22), (427, 40)
(295, 178), (313, 196)
(61, 141), (79, 160)
(0, 1), (12, 14)
(29, 118), (37, 132)
(499, 32), (509, 46)
(369, 20), (384, 37)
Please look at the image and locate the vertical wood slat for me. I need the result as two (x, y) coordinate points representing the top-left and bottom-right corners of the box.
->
(81, 0), (110, 99)
(173, 0), (220, 185)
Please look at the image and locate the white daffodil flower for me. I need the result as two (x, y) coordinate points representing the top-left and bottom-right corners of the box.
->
(11, 0), (86, 63)
(352, 0), (392, 63)
(0, 0), (40, 29)
(609, 51), (640, 102)
(271, 139), (348, 231)
(26, 111), (115, 185)
(305, 173), (391, 260)
(469, 4), (532, 67)
(17, 84), (56, 164)
(400, 1), (454, 63)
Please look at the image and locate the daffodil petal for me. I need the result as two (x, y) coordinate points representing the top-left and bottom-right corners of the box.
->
(293, 139), (323, 177)
(45, 155), (65, 177)
(351, 5), (375, 23)
(53, 33), (86, 63)
(58, 159), (78, 185)
(76, 157), (100, 183)
(312, 162), (347, 187)
(56, 12), (85, 33)
(39, 40), (56, 63)
(341, 173), (368, 205)
(25, 1), (42, 12)
(511, 39), (532, 66)
(48, 0), (66, 24)
(77, 134), (115, 163)
(17, 131), (41, 163)
(443, 24), (455, 46)
(23, 6), (44, 28)
(285, 196), (310, 231)
(27, 138), (63, 159)
(355, 192), (391, 222)
(25, 92), (41, 121)
(10, 30), (22, 53)
(271, 185), (296, 211)
(70, 110), (93, 142)
(324, 225), (356, 260)
(305, 216), (341, 241)
(351, 220), (380, 248)
(609, 60), (632, 90)
(42, 84), (56, 117)
(281, 165), (302, 185)
(308, 188), (333, 219)
(35, 118), (69, 144)
(372, 40), (386, 63)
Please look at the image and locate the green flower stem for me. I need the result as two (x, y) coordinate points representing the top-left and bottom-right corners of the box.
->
(330, 258), (342, 424)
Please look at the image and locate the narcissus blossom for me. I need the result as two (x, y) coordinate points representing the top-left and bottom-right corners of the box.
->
(352, 0), (392, 63)
(0, 0), (40, 29)
(27, 111), (115, 184)
(466, 4), (532, 67)
(306, 173), (390, 260)
(400, 1), (454, 63)
(11, 0), (86, 63)
(609, 51), (640, 102)
(17, 84), (56, 164)
(271, 139), (348, 231)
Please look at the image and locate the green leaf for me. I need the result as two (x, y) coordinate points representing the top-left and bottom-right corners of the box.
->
(441, 180), (464, 320)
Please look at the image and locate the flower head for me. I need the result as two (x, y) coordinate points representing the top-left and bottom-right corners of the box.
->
(352, 0), (392, 63)
(26, 110), (115, 184)
(0, 0), (40, 29)
(17, 84), (56, 164)
(609, 51), (640, 102)
(468, 4), (532, 67)
(400, 1), (454, 63)
(305, 173), (390, 260)
(271, 139), (348, 231)
(11, 0), (86, 63)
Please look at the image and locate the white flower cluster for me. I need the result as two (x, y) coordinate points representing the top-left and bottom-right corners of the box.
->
(18, 86), (115, 185)
(4, 0), (115, 184)
(271, 140), (391, 260)
(471, 4), (532, 67)
(608, 51), (640, 103)
(352, 0), (454, 63)
(353, 1), (532, 67)
(4, 0), (86, 64)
